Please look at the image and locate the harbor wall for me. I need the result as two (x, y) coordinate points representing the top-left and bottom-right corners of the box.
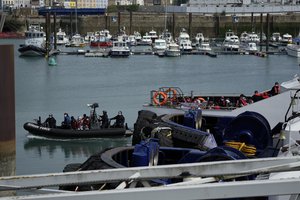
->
(9, 12), (300, 38)
(78, 13), (300, 38)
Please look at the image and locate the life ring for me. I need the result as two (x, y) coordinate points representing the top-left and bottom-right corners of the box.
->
(153, 91), (168, 106)
(198, 97), (206, 102)
(165, 88), (177, 101)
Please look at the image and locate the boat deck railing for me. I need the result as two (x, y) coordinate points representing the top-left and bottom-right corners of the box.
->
(1, 157), (300, 200)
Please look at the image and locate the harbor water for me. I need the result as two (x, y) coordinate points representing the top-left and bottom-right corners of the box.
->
(1, 39), (300, 175)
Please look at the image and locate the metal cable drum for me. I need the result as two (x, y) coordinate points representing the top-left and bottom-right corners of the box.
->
(222, 111), (272, 154)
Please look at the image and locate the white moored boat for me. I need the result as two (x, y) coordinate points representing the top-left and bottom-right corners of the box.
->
(18, 24), (46, 56)
(153, 39), (167, 55)
(286, 35), (300, 57)
(198, 38), (211, 52)
(66, 34), (86, 47)
(165, 42), (181, 57)
(281, 33), (293, 45)
(178, 28), (192, 52)
(286, 44), (300, 57)
(56, 28), (69, 45)
(109, 40), (130, 57)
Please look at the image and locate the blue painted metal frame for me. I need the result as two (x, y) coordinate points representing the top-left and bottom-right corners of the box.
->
(38, 7), (106, 16)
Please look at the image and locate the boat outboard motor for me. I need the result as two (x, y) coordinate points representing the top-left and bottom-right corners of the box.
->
(222, 111), (272, 157)
(183, 108), (202, 129)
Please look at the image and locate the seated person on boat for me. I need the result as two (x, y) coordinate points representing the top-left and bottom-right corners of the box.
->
(43, 114), (56, 128)
(110, 111), (125, 128)
(61, 113), (71, 129)
(269, 82), (281, 96)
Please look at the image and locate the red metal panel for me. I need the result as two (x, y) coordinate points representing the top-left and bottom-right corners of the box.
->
(0, 45), (15, 141)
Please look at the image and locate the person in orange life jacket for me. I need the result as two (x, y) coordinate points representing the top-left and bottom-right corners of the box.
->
(82, 114), (90, 129)
(252, 90), (264, 102)
(70, 116), (78, 130)
(270, 82), (281, 96)
(262, 92), (270, 99)
(236, 94), (248, 107)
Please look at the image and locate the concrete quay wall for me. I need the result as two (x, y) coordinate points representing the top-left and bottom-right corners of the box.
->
(74, 12), (300, 38)
(22, 12), (300, 38)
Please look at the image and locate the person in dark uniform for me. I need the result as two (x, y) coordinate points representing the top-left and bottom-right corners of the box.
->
(99, 110), (109, 128)
(44, 114), (56, 128)
(110, 111), (125, 128)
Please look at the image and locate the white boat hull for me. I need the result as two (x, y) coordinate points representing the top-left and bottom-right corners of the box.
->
(286, 44), (300, 57)
(165, 50), (181, 57)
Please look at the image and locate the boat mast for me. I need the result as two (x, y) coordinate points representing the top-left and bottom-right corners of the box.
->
(164, 0), (167, 32)
(75, 0), (78, 34)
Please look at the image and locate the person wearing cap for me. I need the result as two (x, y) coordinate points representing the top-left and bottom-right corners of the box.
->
(110, 111), (125, 128)
(99, 110), (109, 128)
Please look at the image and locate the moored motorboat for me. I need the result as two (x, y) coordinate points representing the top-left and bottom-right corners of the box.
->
(281, 33), (293, 45)
(139, 34), (152, 46)
(66, 34), (86, 47)
(178, 28), (193, 52)
(153, 38), (167, 55)
(271, 32), (282, 42)
(56, 28), (69, 45)
(240, 42), (258, 53)
(197, 38), (212, 52)
(165, 42), (181, 57)
(109, 40), (130, 57)
(286, 44), (300, 57)
(222, 30), (240, 52)
(286, 35), (300, 57)
(18, 24), (46, 57)
(90, 35), (113, 48)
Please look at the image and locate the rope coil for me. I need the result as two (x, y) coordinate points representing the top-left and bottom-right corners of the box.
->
(225, 141), (257, 156)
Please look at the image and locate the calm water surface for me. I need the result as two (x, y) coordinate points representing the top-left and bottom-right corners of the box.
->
(1, 39), (300, 175)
